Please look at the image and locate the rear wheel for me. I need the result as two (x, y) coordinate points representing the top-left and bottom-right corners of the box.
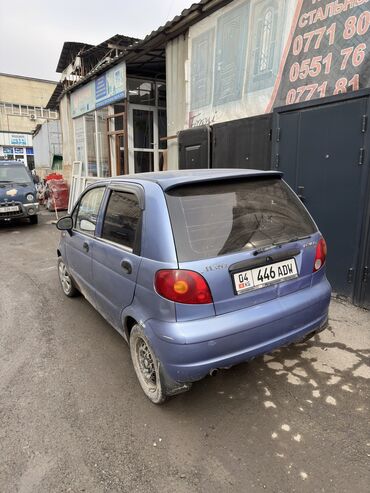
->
(29, 215), (38, 225)
(130, 324), (167, 404)
(58, 258), (79, 297)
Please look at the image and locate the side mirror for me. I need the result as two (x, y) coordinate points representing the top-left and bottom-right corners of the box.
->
(56, 216), (73, 232)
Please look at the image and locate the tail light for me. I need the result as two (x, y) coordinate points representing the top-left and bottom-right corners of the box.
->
(155, 270), (213, 304)
(313, 238), (327, 272)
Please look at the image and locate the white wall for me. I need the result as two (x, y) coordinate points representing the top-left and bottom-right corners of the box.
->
(33, 120), (62, 167)
(186, 0), (296, 128)
(166, 35), (188, 170)
(59, 94), (75, 167)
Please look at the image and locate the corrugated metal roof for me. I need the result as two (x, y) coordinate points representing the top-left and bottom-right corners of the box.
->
(126, 0), (225, 51)
(82, 34), (140, 59)
(46, 82), (63, 110)
(56, 42), (94, 73)
(56, 0), (233, 100)
(56, 35), (141, 74)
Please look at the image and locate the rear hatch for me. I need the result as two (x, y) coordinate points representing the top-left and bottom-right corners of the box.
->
(165, 176), (318, 316)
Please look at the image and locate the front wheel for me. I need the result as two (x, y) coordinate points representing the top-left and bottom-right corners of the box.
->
(130, 325), (167, 404)
(29, 215), (38, 225)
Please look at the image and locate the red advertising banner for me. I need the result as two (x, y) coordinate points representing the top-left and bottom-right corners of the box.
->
(267, 0), (370, 110)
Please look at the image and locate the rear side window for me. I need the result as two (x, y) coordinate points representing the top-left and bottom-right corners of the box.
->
(166, 178), (316, 262)
(102, 190), (141, 251)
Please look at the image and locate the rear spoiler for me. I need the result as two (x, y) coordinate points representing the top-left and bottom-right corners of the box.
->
(161, 170), (283, 192)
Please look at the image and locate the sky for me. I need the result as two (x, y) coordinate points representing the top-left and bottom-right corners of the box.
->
(0, 0), (195, 81)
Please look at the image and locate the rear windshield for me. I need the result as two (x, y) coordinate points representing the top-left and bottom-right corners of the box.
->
(166, 178), (317, 262)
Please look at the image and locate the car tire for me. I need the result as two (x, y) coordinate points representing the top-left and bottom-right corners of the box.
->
(29, 215), (38, 225)
(130, 324), (167, 404)
(57, 257), (79, 298)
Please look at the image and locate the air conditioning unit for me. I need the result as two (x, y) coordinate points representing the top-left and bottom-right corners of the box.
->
(29, 114), (36, 121)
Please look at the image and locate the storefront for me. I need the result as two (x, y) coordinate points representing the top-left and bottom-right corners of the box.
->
(69, 62), (167, 179)
(0, 133), (34, 168)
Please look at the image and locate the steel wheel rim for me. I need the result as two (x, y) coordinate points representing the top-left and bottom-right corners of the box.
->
(135, 337), (157, 392)
(59, 261), (72, 294)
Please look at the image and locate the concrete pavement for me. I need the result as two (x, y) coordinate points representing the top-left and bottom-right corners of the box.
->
(0, 212), (369, 493)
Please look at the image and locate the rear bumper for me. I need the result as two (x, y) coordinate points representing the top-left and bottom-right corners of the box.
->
(145, 277), (331, 382)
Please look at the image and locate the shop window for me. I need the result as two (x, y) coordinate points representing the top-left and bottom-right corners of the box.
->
(74, 111), (111, 178)
(248, 0), (285, 92)
(112, 104), (125, 131)
(74, 117), (86, 174)
(191, 28), (215, 110)
(158, 109), (167, 150)
(134, 151), (153, 173)
(128, 79), (155, 106)
(116, 135), (126, 175)
(133, 109), (153, 149)
(96, 108), (109, 177)
(158, 109), (168, 172)
(85, 113), (97, 176)
(157, 83), (166, 108)
(107, 104), (127, 176)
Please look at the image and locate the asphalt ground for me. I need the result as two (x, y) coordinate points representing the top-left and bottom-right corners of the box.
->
(0, 211), (369, 493)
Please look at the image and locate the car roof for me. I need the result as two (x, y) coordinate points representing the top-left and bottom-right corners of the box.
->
(0, 160), (27, 167)
(107, 168), (282, 191)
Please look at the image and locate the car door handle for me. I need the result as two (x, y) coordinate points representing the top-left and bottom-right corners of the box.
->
(83, 241), (89, 253)
(121, 259), (133, 275)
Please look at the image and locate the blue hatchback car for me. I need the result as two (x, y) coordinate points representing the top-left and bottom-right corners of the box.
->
(56, 169), (331, 403)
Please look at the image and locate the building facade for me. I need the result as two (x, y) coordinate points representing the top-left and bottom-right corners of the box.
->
(49, 35), (167, 191)
(49, 0), (370, 307)
(164, 0), (370, 166)
(0, 73), (58, 168)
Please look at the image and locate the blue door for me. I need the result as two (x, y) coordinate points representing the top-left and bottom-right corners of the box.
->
(65, 186), (106, 303)
(92, 186), (143, 330)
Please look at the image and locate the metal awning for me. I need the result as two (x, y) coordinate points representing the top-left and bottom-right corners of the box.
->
(46, 83), (63, 110)
(54, 0), (234, 101)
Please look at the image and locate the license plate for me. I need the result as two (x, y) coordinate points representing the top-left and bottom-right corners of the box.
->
(0, 205), (19, 213)
(233, 258), (298, 295)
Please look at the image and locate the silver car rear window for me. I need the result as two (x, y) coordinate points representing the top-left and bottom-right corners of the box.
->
(165, 177), (317, 262)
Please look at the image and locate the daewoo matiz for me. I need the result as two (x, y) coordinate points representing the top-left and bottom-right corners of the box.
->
(56, 169), (331, 403)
